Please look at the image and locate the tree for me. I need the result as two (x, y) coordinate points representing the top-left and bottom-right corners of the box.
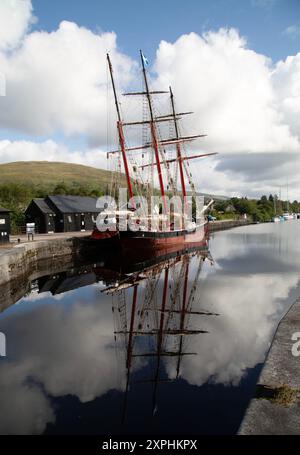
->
(53, 182), (68, 195)
(260, 195), (268, 203)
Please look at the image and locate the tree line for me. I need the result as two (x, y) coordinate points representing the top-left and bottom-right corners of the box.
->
(0, 182), (299, 233)
(0, 182), (105, 233)
(211, 194), (300, 222)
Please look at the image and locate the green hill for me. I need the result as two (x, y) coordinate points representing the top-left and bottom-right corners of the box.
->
(0, 161), (125, 188)
(0, 160), (231, 232)
(0, 161), (129, 231)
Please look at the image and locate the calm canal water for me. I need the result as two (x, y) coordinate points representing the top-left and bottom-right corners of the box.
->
(1, 221), (300, 435)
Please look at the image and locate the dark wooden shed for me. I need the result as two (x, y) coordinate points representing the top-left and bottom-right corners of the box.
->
(0, 206), (11, 244)
(25, 195), (101, 233)
(25, 199), (56, 234)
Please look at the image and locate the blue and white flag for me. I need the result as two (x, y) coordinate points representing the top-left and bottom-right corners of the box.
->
(141, 51), (149, 66)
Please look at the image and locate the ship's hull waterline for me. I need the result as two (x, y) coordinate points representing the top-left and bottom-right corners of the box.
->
(90, 222), (208, 260)
(90, 52), (214, 254)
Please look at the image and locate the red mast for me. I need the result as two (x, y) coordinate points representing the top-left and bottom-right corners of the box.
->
(140, 50), (167, 205)
(107, 54), (135, 205)
(169, 86), (187, 199)
(176, 258), (189, 378)
(126, 285), (138, 370)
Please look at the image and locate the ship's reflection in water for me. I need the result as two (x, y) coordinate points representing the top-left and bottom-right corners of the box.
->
(1, 222), (300, 435)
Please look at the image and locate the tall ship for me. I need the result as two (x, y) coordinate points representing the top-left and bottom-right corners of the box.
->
(91, 51), (216, 255)
(104, 247), (217, 421)
(26, 242), (215, 422)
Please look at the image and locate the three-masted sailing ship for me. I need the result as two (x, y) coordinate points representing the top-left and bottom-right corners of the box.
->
(32, 239), (216, 421)
(91, 51), (216, 254)
(106, 247), (217, 420)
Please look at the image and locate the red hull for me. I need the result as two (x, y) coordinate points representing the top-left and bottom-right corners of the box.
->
(123, 226), (206, 256)
(91, 229), (119, 241)
(91, 223), (208, 263)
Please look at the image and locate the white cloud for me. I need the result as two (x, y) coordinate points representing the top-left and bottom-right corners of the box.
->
(0, 139), (108, 169)
(0, 225), (300, 433)
(167, 272), (299, 386)
(283, 24), (300, 39)
(154, 29), (300, 155)
(0, 365), (55, 435)
(273, 53), (300, 138)
(0, 1), (300, 198)
(0, 20), (136, 142)
(165, 227), (300, 386)
(0, 288), (124, 434)
(0, 0), (34, 50)
(152, 29), (300, 198)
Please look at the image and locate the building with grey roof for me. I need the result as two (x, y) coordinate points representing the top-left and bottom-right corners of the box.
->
(0, 206), (11, 243)
(25, 196), (101, 233)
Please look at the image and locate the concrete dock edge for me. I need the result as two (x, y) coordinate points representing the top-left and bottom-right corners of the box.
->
(0, 237), (82, 288)
(0, 219), (252, 288)
(208, 219), (253, 232)
(238, 297), (300, 435)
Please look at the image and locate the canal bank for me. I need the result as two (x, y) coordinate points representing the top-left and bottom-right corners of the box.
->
(0, 219), (252, 289)
(239, 296), (300, 435)
(0, 236), (86, 289)
(0, 218), (298, 435)
(208, 219), (252, 232)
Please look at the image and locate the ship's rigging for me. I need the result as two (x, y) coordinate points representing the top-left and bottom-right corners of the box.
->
(107, 248), (218, 421)
(105, 51), (217, 215)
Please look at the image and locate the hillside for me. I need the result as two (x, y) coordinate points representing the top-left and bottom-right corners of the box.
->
(1, 161), (295, 232)
(0, 161), (130, 231)
(0, 161), (125, 189)
(0, 161), (229, 199)
(0, 161), (231, 233)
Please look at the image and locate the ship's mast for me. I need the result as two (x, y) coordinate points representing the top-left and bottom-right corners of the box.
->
(139, 50), (167, 204)
(169, 86), (187, 199)
(176, 259), (189, 378)
(110, 250), (215, 420)
(152, 267), (169, 415)
(107, 54), (135, 205)
(121, 284), (138, 423)
(107, 51), (217, 219)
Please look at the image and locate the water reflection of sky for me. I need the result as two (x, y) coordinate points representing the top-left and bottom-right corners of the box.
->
(0, 221), (300, 435)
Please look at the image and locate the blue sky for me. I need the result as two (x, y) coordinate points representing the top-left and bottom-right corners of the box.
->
(1, 0), (300, 198)
(9, 0), (300, 153)
(32, 0), (300, 62)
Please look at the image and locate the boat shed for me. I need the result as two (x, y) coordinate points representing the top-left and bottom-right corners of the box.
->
(25, 195), (102, 233)
(0, 206), (11, 244)
(25, 199), (56, 234)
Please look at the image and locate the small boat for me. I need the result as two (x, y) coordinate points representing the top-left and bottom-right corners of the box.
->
(282, 182), (295, 220)
(282, 212), (295, 221)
